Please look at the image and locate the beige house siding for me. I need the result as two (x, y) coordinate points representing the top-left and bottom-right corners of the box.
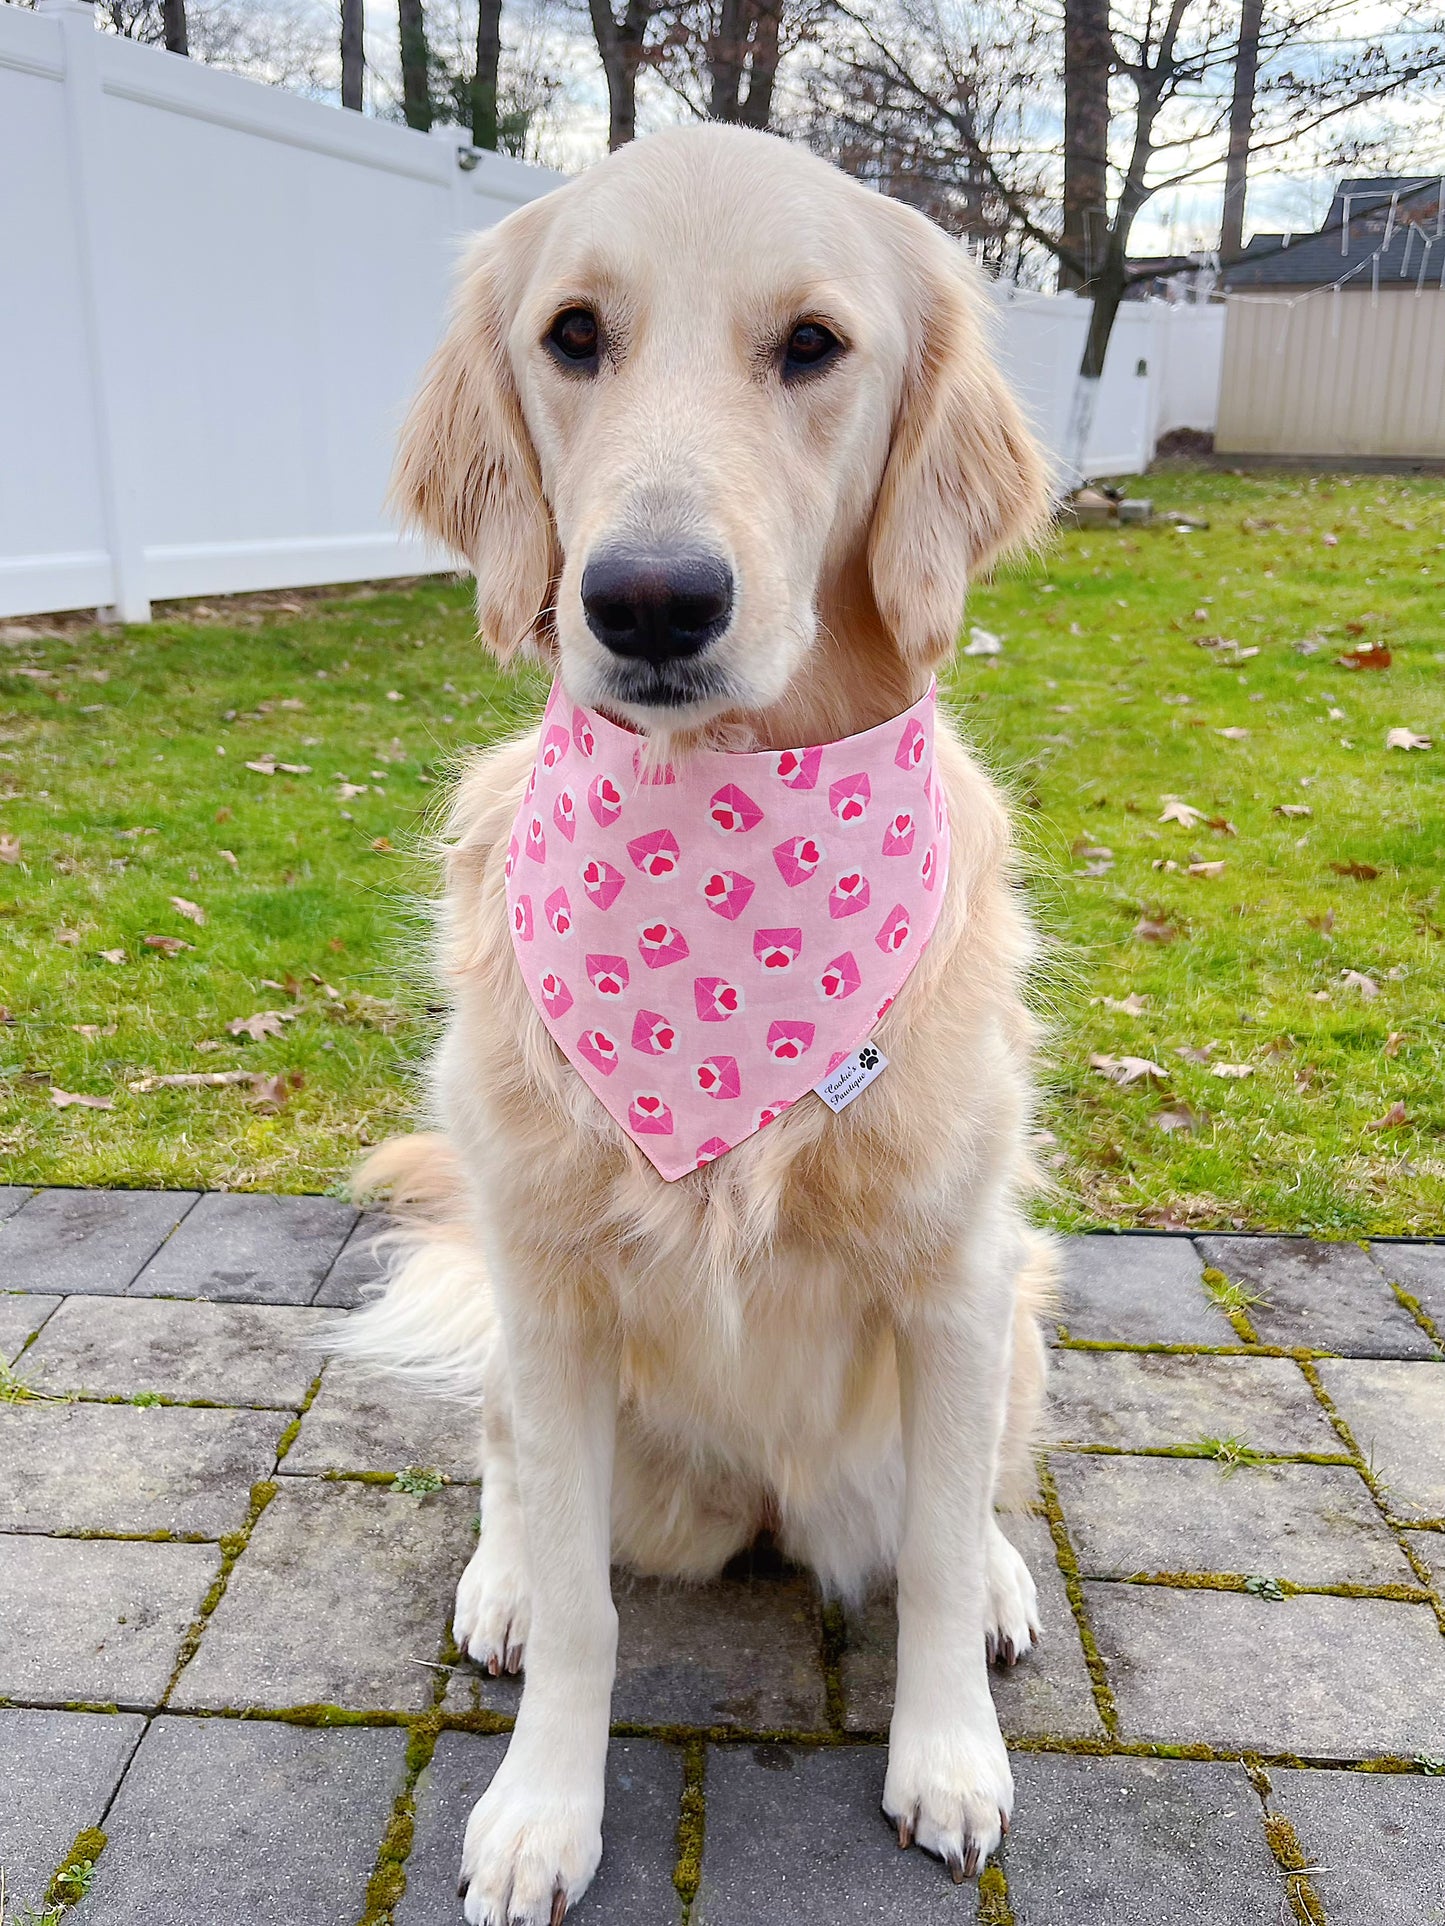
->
(1216, 292), (1445, 458)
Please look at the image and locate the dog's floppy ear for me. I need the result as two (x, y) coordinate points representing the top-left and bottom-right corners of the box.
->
(392, 230), (556, 663)
(868, 236), (1050, 662)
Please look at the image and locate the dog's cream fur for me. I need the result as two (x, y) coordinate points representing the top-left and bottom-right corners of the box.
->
(340, 124), (1056, 1925)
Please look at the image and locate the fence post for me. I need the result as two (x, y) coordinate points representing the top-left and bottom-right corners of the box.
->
(40, 0), (151, 621)
(430, 121), (480, 248)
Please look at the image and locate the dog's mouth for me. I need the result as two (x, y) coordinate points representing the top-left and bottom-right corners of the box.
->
(596, 652), (735, 718)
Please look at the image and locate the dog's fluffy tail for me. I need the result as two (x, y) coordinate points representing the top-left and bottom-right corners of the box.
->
(996, 1224), (1059, 1513)
(329, 1133), (498, 1403)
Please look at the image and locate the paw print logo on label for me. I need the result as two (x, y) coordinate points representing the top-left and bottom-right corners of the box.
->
(585, 954), (629, 997)
(695, 1136), (731, 1166)
(775, 746), (822, 790)
(700, 869), (755, 919)
(896, 718), (926, 770)
(694, 976), (743, 1022)
(638, 923), (689, 969)
(627, 828), (681, 878)
(631, 1009), (676, 1055)
(828, 871), (871, 918)
(571, 708), (595, 757)
(544, 887), (573, 939)
(552, 787), (577, 842)
(540, 723), (570, 772)
(524, 815), (546, 863)
(817, 952), (860, 1001)
(588, 774), (624, 827)
(693, 1056), (741, 1099)
(628, 1093), (674, 1135)
(829, 774), (870, 823)
(539, 971), (572, 1019)
(876, 905), (911, 954)
(920, 844), (938, 891)
(766, 1020), (815, 1062)
(512, 895), (533, 941)
(857, 1045), (882, 1071)
(708, 784), (763, 834)
(580, 857), (625, 911)
(881, 811), (915, 857)
(754, 928), (802, 971)
(773, 835), (824, 887)
(577, 1029), (618, 1074)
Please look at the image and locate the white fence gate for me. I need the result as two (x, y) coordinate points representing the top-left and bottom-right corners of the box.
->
(1, 1), (1227, 623)
(0, 0), (560, 621)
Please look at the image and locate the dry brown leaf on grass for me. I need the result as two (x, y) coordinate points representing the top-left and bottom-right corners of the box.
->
(1384, 1032), (1404, 1058)
(0, 834), (21, 864)
(170, 895), (205, 925)
(1330, 861), (1379, 881)
(97, 948), (127, 965)
(1089, 1053), (1169, 1086)
(54, 929), (82, 947)
(1337, 643), (1391, 670)
(1133, 915), (1181, 944)
(1366, 1101), (1409, 1131)
(1158, 799), (1204, 827)
(73, 1023), (117, 1039)
(219, 849), (238, 868)
(1210, 1063), (1255, 1079)
(1340, 970), (1380, 998)
(143, 935), (194, 957)
(370, 836), (394, 854)
(248, 1071), (304, 1112)
(1095, 993), (1149, 1015)
(1156, 1104), (1206, 1135)
(227, 1010), (291, 1041)
(1274, 804), (1312, 819)
(245, 754), (313, 777)
(50, 1088), (113, 1110)
(1216, 726), (1250, 741)
(1187, 860), (1227, 879)
(1176, 1044), (1214, 1063)
(1306, 909), (1335, 935)
(1387, 728), (1431, 751)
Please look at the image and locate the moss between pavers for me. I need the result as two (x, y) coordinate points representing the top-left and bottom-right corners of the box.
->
(1261, 1812), (1327, 1926)
(1199, 1266), (1262, 1345)
(1386, 1280), (1445, 1353)
(1115, 1570), (1433, 1604)
(45, 1825), (107, 1909)
(161, 1479), (279, 1699)
(819, 1599), (848, 1734)
(1034, 1458), (1121, 1739)
(673, 1739), (707, 1916)
(976, 1861), (1014, 1925)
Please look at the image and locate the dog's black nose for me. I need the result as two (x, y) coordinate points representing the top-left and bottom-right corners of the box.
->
(582, 547), (733, 664)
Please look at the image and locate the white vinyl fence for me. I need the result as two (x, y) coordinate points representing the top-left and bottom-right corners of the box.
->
(0, 0), (560, 621)
(1, 1), (1225, 623)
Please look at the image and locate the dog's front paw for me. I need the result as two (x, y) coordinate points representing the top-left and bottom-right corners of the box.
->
(459, 1764), (603, 1925)
(454, 1538), (531, 1676)
(985, 1523), (1041, 1669)
(883, 1710), (1013, 1881)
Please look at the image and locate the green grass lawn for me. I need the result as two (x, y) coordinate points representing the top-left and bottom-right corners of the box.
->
(2, 470), (1441, 1232)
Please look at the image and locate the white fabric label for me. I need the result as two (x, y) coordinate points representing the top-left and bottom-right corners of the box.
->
(813, 1042), (888, 1113)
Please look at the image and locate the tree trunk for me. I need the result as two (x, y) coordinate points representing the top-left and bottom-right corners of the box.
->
(1060, 0), (1110, 290)
(588, 0), (649, 148)
(737, 0), (781, 129)
(473, 0), (503, 147)
(163, 0), (188, 55)
(709, 0), (747, 118)
(1064, 248), (1127, 482)
(340, 0), (364, 111)
(1220, 0), (1264, 261)
(398, 0), (432, 132)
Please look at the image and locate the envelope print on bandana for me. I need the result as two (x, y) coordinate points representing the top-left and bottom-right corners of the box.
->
(773, 835), (824, 887)
(754, 928), (802, 971)
(694, 975), (744, 1021)
(638, 922), (689, 969)
(693, 1055), (741, 1099)
(632, 1009), (677, 1055)
(709, 784), (763, 834)
(508, 676), (949, 1181)
(700, 869), (755, 919)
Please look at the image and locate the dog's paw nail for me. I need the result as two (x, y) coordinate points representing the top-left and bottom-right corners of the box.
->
(964, 1839), (981, 1879)
(487, 1655), (501, 1677)
(999, 1808), (1010, 1837)
(947, 1852), (965, 1884)
(457, 1877), (469, 1900)
(896, 1812), (914, 1849)
(551, 1886), (568, 1925)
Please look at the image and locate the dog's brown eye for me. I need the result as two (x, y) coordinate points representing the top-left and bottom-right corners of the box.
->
(784, 321), (841, 377)
(548, 307), (600, 367)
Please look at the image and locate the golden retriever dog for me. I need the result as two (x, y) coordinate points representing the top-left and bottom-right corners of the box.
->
(341, 122), (1056, 1926)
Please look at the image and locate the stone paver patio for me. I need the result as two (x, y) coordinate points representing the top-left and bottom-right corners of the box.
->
(2, 1190), (1444, 1925)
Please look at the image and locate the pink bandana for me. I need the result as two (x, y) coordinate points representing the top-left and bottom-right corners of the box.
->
(505, 679), (951, 1180)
